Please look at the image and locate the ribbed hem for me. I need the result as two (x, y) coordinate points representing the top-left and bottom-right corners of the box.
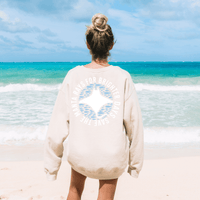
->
(127, 167), (139, 178)
(46, 172), (57, 181)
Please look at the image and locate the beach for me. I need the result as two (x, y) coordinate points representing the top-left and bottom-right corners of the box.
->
(0, 144), (200, 200)
(1, 62), (200, 199)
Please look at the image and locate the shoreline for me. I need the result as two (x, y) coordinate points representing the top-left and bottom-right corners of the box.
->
(0, 143), (200, 161)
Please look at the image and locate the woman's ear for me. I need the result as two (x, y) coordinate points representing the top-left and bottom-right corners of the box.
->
(109, 42), (114, 50)
(86, 41), (90, 50)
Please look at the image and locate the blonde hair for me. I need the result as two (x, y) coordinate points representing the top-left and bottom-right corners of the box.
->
(86, 13), (114, 61)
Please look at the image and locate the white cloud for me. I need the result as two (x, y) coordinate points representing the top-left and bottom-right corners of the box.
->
(170, 0), (179, 3)
(0, 10), (9, 21)
(0, 10), (24, 24)
(189, 0), (200, 7)
(36, 35), (64, 44)
(0, 0), (77, 16)
(137, 0), (200, 23)
(118, 0), (200, 40)
(0, 0), (108, 23)
(0, 18), (32, 33)
(0, 10), (56, 36)
(0, 35), (34, 51)
(1, 0), (200, 61)
(108, 8), (144, 31)
(67, 0), (110, 22)
(69, 0), (95, 21)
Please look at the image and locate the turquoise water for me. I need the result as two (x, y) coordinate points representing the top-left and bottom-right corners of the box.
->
(1, 62), (200, 85)
(0, 62), (200, 146)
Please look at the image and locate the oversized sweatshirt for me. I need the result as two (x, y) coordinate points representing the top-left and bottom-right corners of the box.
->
(44, 65), (144, 181)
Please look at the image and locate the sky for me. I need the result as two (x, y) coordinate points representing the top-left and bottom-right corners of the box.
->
(0, 0), (200, 62)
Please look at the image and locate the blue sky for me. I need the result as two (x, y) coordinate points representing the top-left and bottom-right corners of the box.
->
(0, 0), (200, 62)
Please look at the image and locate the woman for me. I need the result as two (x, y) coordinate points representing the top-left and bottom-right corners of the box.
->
(44, 13), (144, 200)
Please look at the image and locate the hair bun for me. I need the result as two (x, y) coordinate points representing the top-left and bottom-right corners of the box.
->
(92, 13), (108, 32)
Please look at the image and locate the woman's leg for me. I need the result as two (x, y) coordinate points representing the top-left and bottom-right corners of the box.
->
(97, 178), (118, 200)
(67, 168), (87, 200)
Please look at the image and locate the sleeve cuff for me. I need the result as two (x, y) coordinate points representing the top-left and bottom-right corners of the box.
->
(127, 167), (139, 178)
(46, 172), (57, 181)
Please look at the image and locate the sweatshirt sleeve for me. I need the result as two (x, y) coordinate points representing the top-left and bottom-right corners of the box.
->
(44, 88), (70, 181)
(123, 74), (144, 178)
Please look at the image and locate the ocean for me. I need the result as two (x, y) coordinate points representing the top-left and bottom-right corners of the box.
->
(0, 62), (200, 148)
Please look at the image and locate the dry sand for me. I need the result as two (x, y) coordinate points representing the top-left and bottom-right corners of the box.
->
(0, 144), (200, 200)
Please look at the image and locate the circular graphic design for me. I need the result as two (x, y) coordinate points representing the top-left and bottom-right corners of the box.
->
(78, 83), (113, 120)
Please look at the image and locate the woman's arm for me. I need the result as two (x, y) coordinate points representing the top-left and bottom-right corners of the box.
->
(44, 89), (70, 181)
(123, 75), (144, 178)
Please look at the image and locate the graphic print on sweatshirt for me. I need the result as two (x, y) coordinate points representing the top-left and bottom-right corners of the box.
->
(71, 77), (121, 126)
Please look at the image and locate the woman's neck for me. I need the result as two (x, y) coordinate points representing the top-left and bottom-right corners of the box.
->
(92, 59), (109, 67)
(83, 59), (110, 69)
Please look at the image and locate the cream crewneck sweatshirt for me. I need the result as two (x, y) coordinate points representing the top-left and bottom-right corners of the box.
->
(44, 65), (144, 181)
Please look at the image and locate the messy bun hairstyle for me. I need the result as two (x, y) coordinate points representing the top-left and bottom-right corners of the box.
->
(86, 13), (114, 61)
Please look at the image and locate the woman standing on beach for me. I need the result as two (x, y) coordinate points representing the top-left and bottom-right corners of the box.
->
(44, 13), (144, 200)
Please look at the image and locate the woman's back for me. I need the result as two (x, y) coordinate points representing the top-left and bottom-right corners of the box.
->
(64, 64), (132, 179)
(45, 63), (143, 179)
(44, 12), (144, 200)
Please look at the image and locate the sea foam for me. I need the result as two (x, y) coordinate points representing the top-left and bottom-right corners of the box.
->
(0, 125), (47, 144)
(1, 125), (200, 146)
(144, 127), (200, 144)
(1, 83), (200, 93)
(0, 83), (61, 93)
(135, 83), (200, 91)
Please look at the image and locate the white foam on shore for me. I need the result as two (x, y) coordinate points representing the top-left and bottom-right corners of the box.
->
(1, 83), (200, 93)
(0, 83), (61, 92)
(0, 125), (200, 146)
(144, 127), (200, 144)
(0, 125), (47, 144)
(135, 83), (200, 91)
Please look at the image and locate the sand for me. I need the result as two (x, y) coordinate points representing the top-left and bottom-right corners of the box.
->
(0, 144), (200, 200)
